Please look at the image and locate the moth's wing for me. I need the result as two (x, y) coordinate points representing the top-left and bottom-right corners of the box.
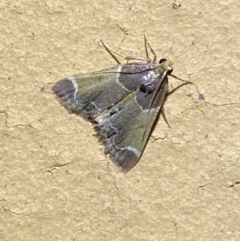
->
(95, 71), (169, 172)
(52, 64), (154, 120)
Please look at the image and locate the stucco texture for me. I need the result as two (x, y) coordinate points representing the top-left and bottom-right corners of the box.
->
(1, 0), (240, 240)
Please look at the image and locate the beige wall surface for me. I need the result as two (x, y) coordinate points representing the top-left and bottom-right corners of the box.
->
(1, 0), (240, 240)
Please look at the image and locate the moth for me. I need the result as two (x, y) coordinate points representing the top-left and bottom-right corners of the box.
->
(52, 35), (184, 172)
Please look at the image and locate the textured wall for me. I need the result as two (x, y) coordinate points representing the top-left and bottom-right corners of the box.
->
(1, 0), (240, 240)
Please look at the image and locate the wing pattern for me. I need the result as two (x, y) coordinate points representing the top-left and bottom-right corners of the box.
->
(53, 61), (172, 171)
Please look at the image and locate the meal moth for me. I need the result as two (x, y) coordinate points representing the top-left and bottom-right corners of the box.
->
(52, 35), (186, 172)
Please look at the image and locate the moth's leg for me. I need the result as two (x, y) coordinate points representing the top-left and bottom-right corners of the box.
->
(161, 105), (171, 128)
(124, 33), (153, 63)
(101, 40), (150, 64)
(144, 33), (157, 64)
(125, 33), (158, 64)
(101, 40), (122, 64)
(169, 73), (192, 84)
(144, 32), (150, 63)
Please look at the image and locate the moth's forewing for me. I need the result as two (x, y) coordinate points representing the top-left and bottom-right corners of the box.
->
(53, 64), (158, 121)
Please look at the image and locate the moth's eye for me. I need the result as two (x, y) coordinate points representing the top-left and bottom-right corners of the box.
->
(159, 58), (167, 64)
(168, 68), (173, 74)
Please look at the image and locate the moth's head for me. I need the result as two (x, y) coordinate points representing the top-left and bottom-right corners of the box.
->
(159, 58), (173, 74)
